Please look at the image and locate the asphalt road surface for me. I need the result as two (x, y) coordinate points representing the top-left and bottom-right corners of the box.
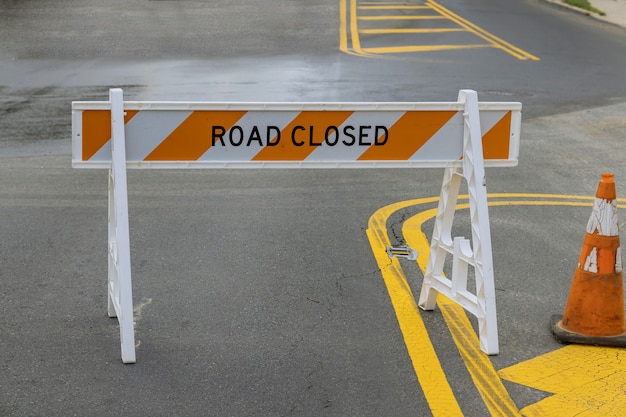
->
(1, 1), (626, 416)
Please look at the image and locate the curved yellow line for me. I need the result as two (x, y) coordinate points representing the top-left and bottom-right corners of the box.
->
(366, 196), (463, 416)
(367, 194), (613, 416)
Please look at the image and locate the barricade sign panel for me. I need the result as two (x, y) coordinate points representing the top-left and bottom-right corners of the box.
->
(72, 88), (521, 363)
(72, 100), (520, 169)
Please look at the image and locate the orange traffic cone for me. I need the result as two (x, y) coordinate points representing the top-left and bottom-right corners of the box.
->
(551, 173), (626, 347)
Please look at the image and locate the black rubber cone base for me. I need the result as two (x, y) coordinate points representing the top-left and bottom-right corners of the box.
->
(551, 315), (626, 347)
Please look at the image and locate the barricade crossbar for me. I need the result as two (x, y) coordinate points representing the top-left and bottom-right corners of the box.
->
(72, 97), (521, 170)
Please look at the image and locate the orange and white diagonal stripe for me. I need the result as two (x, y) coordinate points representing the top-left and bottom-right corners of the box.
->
(72, 103), (521, 168)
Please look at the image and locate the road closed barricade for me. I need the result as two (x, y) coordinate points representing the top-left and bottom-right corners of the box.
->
(72, 89), (521, 363)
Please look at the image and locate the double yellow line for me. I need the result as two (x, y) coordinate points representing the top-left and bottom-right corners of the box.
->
(340, 0), (539, 60)
(427, 0), (539, 61)
(366, 194), (612, 416)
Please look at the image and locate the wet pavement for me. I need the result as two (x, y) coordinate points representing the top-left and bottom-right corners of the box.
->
(2, 1), (626, 416)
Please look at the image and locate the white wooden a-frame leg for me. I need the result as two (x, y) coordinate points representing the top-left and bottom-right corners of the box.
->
(107, 88), (136, 364)
(418, 90), (499, 355)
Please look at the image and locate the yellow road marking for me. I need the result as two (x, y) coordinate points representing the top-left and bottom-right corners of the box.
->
(403, 203), (521, 417)
(358, 5), (431, 10)
(339, 0), (349, 53)
(340, 0), (540, 60)
(367, 194), (626, 416)
(367, 196), (465, 417)
(426, 0), (539, 61)
(362, 44), (492, 54)
(349, 0), (362, 53)
(499, 345), (626, 416)
(359, 28), (466, 34)
(358, 1), (415, 4)
(358, 15), (447, 20)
